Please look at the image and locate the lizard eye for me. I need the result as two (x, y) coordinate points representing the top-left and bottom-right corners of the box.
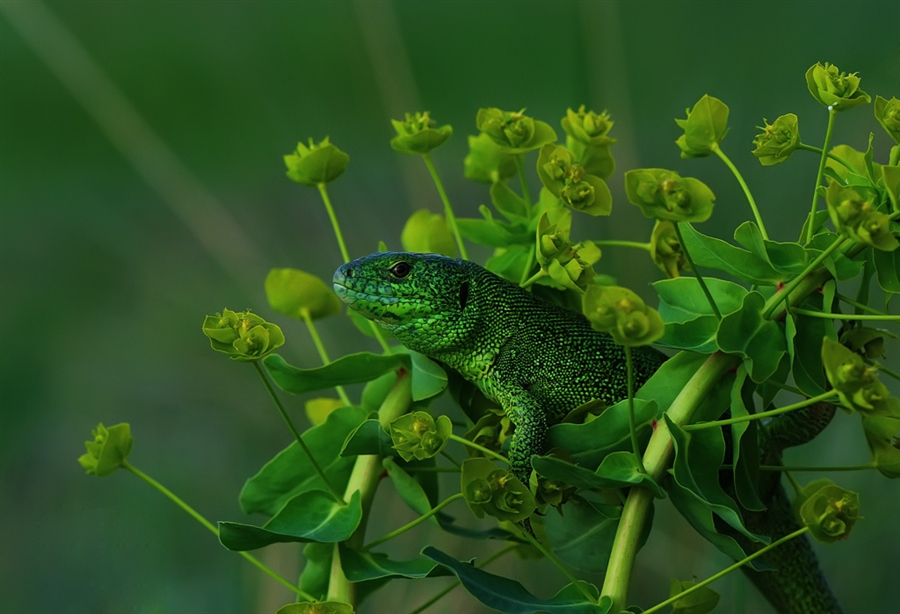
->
(389, 261), (411, 278)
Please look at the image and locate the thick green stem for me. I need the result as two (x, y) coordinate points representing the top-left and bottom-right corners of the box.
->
(675, 222), (721, 320)
(624, 346), (646, 474)
(423, 153), (468, 260)
(790, 307), (900, 322)
(601, 351), (738, 611)
(301, 309), (351, 405)
(804, 109), (837, 245)
(683, 390), (838, 431)
(254, 361), (346, 506)
(642, 527), (810, 614)
(713, 145), (768, 240)
(447, 433), (509, 464)
(362, 493), (464, 551)
(123, 461), (314, 600)
(763, 235), (846, 319)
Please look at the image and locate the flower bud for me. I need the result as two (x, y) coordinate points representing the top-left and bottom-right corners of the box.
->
(390, 111), (453, 155)
(202, 309), (285, 361)
(624, 169), (715, 223)
(792, 479), (860, 544)
(476, 108), (557, 154)
(78, 423), (133, 477)
(537, 144), (612, 217)
(751, 114), (800, 166)
(461, 458), (536, 523)
(583, 285), (664, 347)
(874, 95), (900, 144)
(674, 94), (730, 159)
(389, 411), (451, 461)
(855, 212), (900, 252)
(650, 220), (686, 278)
(822, 337), (898, 417)
(805, 62), (871, 112)
(284, 137), (349, 186)
(561, 106), (615, 146)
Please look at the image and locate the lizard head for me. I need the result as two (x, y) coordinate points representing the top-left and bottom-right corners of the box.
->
(333, 252), (474, 354)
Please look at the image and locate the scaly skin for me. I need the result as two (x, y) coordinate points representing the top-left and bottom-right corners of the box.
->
(334, 251), (841, 613)
(333, 251), (665, 482)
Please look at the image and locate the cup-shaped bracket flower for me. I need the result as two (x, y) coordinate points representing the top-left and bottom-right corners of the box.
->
(855, 211), (900, 252)
(463, 408), (513, 458)
(284, 137), (349, 186)
(536, 211), (572, 268)
(675, 94), (730, 159)
(390, 111), (453, 155)
(874, 95), (900, 144)
(476, 108), (557, 154)
(861, 415), (900, 479)
(805, 62), (871, 112)
(824, 182), (899, 251)
(537, 144), (611, 216)
(840, 326), (896, 360)
(561, 105), (615, 147)
(202, 309), (285, 361)
(650, 220), (686, 278)
(752, 114), (800, 166)
(463, 133), (518, 184)
(624, 169), (715, 223)
(822, 337), (900, 417)
(78, 423), (133, 477)
(401, 209), (457, 257)
(583, 284), (664, 347)
(535, 213), (601, 292)
(389, 411), (452, 462)
(265, 269), (342, 321)
(461, 458), (536, 523)
(792, 478), (861, 544)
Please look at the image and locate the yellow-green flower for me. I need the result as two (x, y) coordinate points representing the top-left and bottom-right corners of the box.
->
(284, 137), (349, 186)
(650, 220), (686, 278)
(624, 169), (715, 223)
(390, 111), (453, 155)
(805, 62), (870, 112)
(583, 285), (664, 347)
(751, 114), (800, 166)
(792, 478), (861, 544)
(202, 309), (285, 361)
(78, 423), (133, 477)
(874, 96), (900, 144)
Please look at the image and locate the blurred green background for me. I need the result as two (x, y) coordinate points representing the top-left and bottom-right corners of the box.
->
(1, 1), (898, 612)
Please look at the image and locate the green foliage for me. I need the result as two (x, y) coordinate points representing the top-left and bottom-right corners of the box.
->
(83, 61), (900, 614)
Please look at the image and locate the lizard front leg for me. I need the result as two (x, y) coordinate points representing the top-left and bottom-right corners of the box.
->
(500, 389), (548, 487)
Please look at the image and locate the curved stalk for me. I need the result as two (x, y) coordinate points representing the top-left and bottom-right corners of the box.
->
(803, 108), (837, 244)
(362, 493), (464, 551)
(447, 433), (510, 464)
(712, 145), (768, 240)
(683, 390), (838, 431)
(423, 153), (468, 260)
(675, 223), (721, 320)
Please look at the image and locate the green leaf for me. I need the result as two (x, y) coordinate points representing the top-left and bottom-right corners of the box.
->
(78, 422), (133, 477)
(873, 247), (900, 293)
(464, 132), (517, 184)
(284, 137), (349, 186)
(491, 181), (530, 222)
(298, 542), (332, 601)
(678, 223), (782, 285)
(408, 351), (449, 401)
(457, 211), (531, 248)
(276, 602), (354, 614)
(361, 371), (399, 412)
(665, 415), (765, 544)
(809, 232), (864, 281)
(240, 406), (367, 515)
(654, 277), (746, 353)
(634, 351), (707, 413)
(340, 419), (394, 457)
(669, 579), (720, 614)
(596, 451), (665, 497)
(733, 222), (808, 275)
(547, 399), (657, 470)
(532, 453), (663, 497)
(265, 268), (342, 321)
(786, 297), (834, 397)
(383, 457), (439, 523)
(543, 495), (623, 573)
(219, 490), (362, 550)
(716, 291), (786, 383)
(339, 544), (451, 581)
(401, 209), (457, 257)
(674, 94), (730, 159)
(728, 367), (765, 512)
(264, 352), (407, 394)
(862, 415), (900, 478)
(422, 546), (608, 614)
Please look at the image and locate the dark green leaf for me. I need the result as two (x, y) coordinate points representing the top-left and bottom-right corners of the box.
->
(543, 495), (621, 573)
(716, 292), (786, 383)
(786, 295), (835, 397)
(361, 371), (399, 412)
(547, 399), (657, 470)
(873, 247), (900, 293)
(264, 352), (407, 394)
(340, 419), (394, 457)
(409, 351), (449, 401)
(532, 453), (663, 497)
(809, 232), (864, 281)
(491, 181), (530, 221)
(654, 277), (746, 353)
(728, 367), (765, 512)
(668, 579), (720, 614)
(733, 222), (808, 275)
(678, 223), (783, 285)
(219, 490), (362, 550)
(422, 546), (608, 614)
(240, 406), (367, 515)
(383, 457), (439, 523)
(634, 352), (707, 414)
(339, 544), (451, 581)
(298, 542), (331, 601)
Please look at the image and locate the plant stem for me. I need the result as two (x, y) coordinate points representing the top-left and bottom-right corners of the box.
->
(362, 493), (465, 551)
(601, 351), (738, 611)
(592, 240), (652, 251)
(515, 154), (532, 208)
(790, 307), (900, 322)
(317, 183), (351, 263)
(519, 248), (536, 287)
(797, 143), (855, 172)
(713, 145), (768, 240)
(253, 361), (346, 506)
(804, 108), (837, 245)
(520, 268), (547, 289)
(123, 461), (314, 600)
(675, 223), (721, 320)
(871, 360), (900, 382)
(624, 346), (646, 474)
(516, 525), (597, 604)
(423, 152), (468, 260)
(683, 390), (838, 431)
(407, 543), (517, 614)
(447, 433), (510, 464)
(763, 235), (846, 319)
(301, 309), (352, 405)
(836, 292), (888, 316)
(642, 527), (810, 614)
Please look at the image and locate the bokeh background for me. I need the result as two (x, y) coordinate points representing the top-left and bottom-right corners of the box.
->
(1, 1), (898, 613)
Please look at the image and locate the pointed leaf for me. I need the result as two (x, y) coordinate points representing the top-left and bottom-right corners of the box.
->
(339, 544), (451, 581)
(340, 419), (394, 457)
(408, 351), (449, 401)
(543, 495), (622, 573)
(716, 291), (786, 382)
(678, 223), (783, 285)
(264, 352), (407, 394)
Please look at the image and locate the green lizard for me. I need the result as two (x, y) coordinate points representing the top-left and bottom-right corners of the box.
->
(333, 251), (841, 614)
